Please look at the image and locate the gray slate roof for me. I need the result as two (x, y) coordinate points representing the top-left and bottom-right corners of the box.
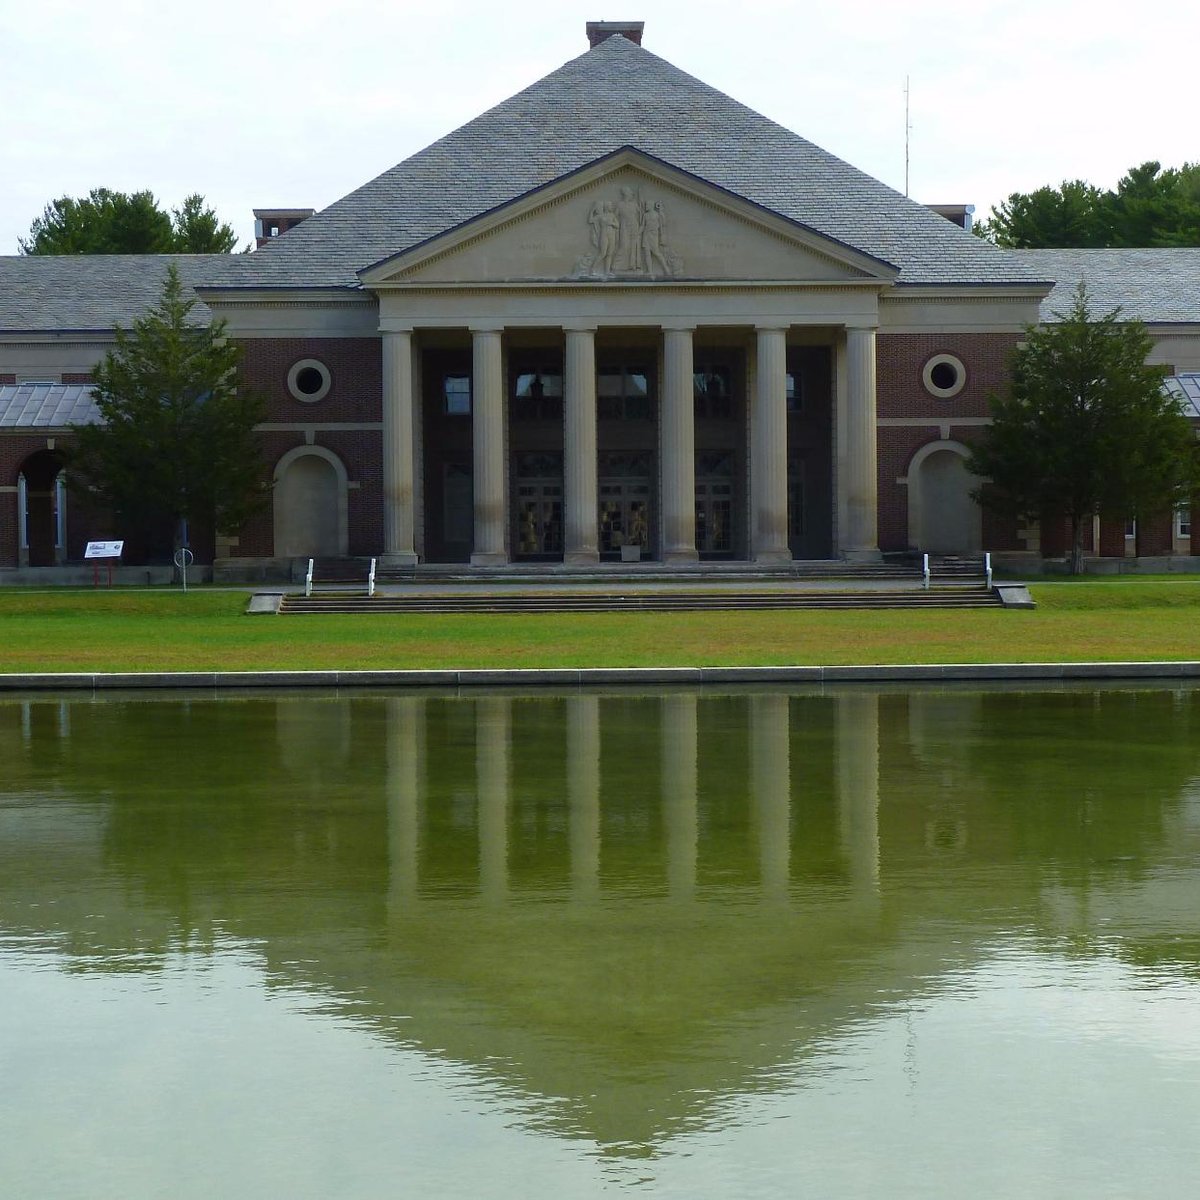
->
(196, 35), (1046, 291)
(0, 256), (219, 332)
(0, 384), (99, 428)
(1019, 249), (1200, 324)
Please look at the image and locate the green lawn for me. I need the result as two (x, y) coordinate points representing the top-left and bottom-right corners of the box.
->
(1, 582), (1198, 672)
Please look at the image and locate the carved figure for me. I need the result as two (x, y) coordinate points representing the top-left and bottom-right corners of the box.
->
(614, 186), (643, 272)
(575, 189), (681, 278)
(598, 201), (619, 274)
(641, 201), (670, 277)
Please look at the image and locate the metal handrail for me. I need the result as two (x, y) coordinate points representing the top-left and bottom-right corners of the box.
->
(922, 552), (930, 590)
(368, 557), (377, 598)
(984, 551), (993, 590)
(305, 558), (314, 598)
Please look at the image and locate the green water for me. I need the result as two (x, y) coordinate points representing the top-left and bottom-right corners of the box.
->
(1, 686), (1199, 1198)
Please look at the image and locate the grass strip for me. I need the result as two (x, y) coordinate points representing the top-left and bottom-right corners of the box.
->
(0, 582), (1198, 673)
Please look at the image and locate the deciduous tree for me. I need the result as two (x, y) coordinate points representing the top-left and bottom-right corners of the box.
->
(968, 286), (1199, 573)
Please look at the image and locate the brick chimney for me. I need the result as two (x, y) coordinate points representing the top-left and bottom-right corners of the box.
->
(253, 208), (315, 249)
(586, 21), (644, 47)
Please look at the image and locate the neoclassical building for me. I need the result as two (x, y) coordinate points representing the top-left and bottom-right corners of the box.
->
(2, 21), (1199, 573)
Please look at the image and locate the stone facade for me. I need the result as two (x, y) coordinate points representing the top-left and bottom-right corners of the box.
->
(2, 24), (1198, 574)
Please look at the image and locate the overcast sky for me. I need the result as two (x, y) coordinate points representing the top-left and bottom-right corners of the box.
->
(2, 0), (1197, 255)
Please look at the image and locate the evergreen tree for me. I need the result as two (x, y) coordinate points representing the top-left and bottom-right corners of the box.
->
(977, 162), (1200, 248)
(20, 188), (237, 255)
(68, 266), (265, 559)
(969, 286), (1199, 573)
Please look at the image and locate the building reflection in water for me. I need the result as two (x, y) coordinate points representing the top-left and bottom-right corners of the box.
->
(2, 685), (1200, 1159)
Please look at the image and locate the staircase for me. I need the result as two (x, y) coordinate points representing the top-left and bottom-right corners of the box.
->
(278, 554), (1003, 614)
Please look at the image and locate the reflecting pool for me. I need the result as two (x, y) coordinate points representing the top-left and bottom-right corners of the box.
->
(2, 685), (1199, 1198)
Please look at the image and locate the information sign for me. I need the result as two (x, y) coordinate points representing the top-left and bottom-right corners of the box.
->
(84, 541), (124, 559)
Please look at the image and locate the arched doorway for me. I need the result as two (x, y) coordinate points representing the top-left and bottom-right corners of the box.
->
(273, 447), (348, 558)
(17, 450), (66, 567)
(907, 442), (982, 555)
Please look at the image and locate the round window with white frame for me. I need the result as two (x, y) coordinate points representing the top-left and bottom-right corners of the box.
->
(922, 353), (967, 400)
(287, 359), (332, 404)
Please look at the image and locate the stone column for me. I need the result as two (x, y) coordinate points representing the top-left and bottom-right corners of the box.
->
(381, 329), (419, 565)
(752, 326), (792, 562)
(564, 327), (599, 565)
(567, 694), (601, 902)
(837, 690), (880, 893)
(471, 327), (507, 565)
(476, 696), (511, 902)
(386, 696), (424, 915)
(844, 325), (880, 560)
(661, 326), (698, 563)
(751, 693), (791, 901)
(662, 693), (698, 901)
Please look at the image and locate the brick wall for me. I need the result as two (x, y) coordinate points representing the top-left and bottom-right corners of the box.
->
(231, 338), (384, 556)
(877, 332), (1018, 420)
(237, 337), (382, 422)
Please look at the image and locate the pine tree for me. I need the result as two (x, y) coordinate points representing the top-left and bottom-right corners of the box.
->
(68, 265), (265, 560)
(969, 286), (1199, 573)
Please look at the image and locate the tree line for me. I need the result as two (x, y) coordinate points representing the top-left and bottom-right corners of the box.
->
(20, 188), (238, 255)
(976, 161), (1200, 248)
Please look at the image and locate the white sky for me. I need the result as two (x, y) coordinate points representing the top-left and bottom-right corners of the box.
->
(1, 0), (1198, 255)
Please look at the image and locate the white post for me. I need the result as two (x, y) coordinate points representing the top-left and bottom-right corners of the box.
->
(662, 693), (699, 901)
(567, 694), (601, 902)
(16, 473), (27, 553)
(381, 328), (419, 565)
(844, 325), (880, 561)
(471, 327), (508, 565)
(752, 326), (792, 562)
(661, 326), (698, 563)
(564, 327), (599, 565)
(54, 472), (66, 561)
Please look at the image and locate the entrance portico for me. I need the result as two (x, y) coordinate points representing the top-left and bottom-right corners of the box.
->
(377, 316), (879, 566)
(359, 148), (895, 568)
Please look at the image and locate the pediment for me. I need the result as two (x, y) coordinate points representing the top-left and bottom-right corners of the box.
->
(360, 149), (898, 288)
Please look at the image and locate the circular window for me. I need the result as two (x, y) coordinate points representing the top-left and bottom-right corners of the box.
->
(922, 353), (966, 399)
(287, 359), (332, 403)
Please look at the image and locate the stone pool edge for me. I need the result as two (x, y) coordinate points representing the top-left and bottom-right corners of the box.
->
(2, 661), (1200, 691)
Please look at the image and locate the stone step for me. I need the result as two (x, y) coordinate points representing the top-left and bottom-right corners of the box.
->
(279, 589), (1002, 614)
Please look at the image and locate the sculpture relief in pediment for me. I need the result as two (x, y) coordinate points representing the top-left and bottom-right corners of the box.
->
(574, 186), (683, 279)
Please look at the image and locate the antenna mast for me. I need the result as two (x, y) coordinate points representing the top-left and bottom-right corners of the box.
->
(904, 76), (911, 197)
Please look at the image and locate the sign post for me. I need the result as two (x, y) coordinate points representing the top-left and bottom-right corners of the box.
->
(84, 541), (124, 587)
(173, 546), (194, 593)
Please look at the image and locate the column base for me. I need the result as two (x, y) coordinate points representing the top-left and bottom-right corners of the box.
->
(843, 548), (883, 563)
(470, 551), (509, 567)
(753, 548), (793, 565)
(379, 552), (419, 568)
(664, 548), (700, 565)
(564, 549), (600, 566)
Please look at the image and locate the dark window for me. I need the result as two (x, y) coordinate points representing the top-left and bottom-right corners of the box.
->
(513, 371), (563, 421)
(444, 374), (471, 416)
(598, 370), (651, 421)
(294, 366), (325, 396)
(929, 361), (959, 391)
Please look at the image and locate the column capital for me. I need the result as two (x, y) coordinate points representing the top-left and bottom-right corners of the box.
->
(469, 323), (505, 336)
(661, 323), (696, 334)
(844, 322), (879, 334)
(561, 321), (599, 334)
(754, 324), (789, 335)
(379, 322), (415, 335)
